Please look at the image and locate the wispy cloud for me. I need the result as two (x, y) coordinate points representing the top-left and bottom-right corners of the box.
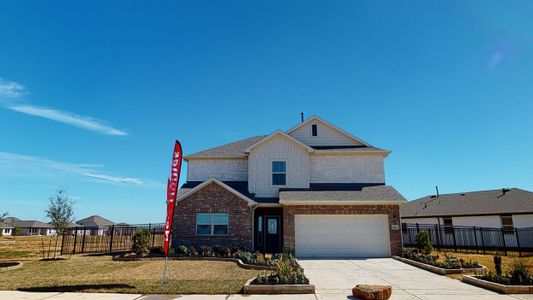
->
(487, 51), (503, 70)
(5, 104), (127, 136)
(83, 173), (145, 185)
(0, 78), (26, 98)
(0, 77), (127, 136)
(0, 151), (158, 187)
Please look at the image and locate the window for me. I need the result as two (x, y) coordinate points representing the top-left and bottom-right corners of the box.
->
(443, 218), (453, 234)
(501, 215), (514, 234)
(267, 219), (277, 234)
(311, 124), (317, 136)
(196, 213), (229, 235)
(272, 161), (286, 186)
(257, 216), (263, 246)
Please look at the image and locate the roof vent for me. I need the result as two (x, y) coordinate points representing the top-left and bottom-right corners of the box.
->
(430, 195), (437, 199)
(461, 193), (466, 196)
(503, 188), (511, 195)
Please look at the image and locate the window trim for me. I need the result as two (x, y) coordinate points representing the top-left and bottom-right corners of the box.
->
(443, 217), (453, 234)
(501, 215), (514, 234)
(196, 213), (229, 236)
(271, 160), (287, 186)
(311, 124), (318, 136)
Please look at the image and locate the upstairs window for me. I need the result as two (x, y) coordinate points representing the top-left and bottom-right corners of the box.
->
(196, 213), (229, 235)
(311, 124), (318, 136)
(443, 217), (453, 234)
(501, 215), (514, 234)
(272, 161), (286, 186)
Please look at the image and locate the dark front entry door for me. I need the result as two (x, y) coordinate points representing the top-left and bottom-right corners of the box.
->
(264, 216), (280, 253)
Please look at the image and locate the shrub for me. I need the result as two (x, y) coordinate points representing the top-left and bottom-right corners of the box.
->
(508, 260), (531, 284)
(189, 246), (197, 257)
(494, 255), (502, 276)
(415, 231), (433, 255)
(12, 227), (20, 236)
(176, 245), (188, 255)
(199, 245), (212, 256)
(213, 245), (225, 257)
(132, 228), (151, 255)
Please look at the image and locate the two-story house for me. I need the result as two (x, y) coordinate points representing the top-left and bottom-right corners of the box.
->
(172, 116), (406, 258)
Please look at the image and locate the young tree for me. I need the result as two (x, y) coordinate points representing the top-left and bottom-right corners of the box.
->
(45, 187), (74, 260)
(0, 211), (8, 222)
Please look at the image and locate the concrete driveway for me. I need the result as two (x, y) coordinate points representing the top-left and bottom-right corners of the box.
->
(298, 258), (533, 300)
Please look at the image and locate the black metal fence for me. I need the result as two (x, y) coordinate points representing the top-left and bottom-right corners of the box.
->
(60, 223), (164, 255)
(402, 223), (533, 256)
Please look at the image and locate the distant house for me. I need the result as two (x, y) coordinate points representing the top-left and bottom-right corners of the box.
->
(401, 188), (533, 231)
(0, 222), (14, 236)
(76, 215), (115, 235)
(3, 218), (56, 236)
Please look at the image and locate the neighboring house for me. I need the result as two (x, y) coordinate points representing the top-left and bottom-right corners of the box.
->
(173, 116), (406, 258)
(76, 215), (115, 235)
(3, 219), (56, 236)
(0, 222), (14, 236)
(401, 188), (533, 230)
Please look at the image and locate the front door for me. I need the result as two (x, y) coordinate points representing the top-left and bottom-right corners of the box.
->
(264, 216), (281, 253)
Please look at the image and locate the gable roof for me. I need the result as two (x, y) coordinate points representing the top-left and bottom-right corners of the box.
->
(286, 115), (372, 147)
(279, 185), (406, 205)
(244, 130), (315, 153)
(76, 215), (115, 227)
(176, 178), (256, 206)
(11, 220), (51, 228)
(185, 135), (266, 159)
(401, 188), (533, 218)
(3, 217), (20, 224)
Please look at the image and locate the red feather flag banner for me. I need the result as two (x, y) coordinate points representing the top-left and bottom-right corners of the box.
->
(163, 140), (183, 256)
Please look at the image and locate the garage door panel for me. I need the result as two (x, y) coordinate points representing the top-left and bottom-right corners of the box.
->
(295, 214), (390, 258)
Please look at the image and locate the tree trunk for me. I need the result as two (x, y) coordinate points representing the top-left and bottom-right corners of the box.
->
(41, 237), (46, 260)
(54, 234), (59, 260)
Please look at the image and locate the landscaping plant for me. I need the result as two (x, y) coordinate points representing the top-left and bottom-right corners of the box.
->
(132, 228), (151, 256)
(414, 231), (433, 255)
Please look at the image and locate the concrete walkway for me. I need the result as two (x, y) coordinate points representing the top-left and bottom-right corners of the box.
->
(298, 258), (533, 299)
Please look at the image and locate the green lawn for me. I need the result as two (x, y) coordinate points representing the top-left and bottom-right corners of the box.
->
(0, 255), (258, 294)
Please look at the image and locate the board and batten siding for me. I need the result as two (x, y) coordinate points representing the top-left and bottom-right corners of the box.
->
(248, 135), (309, 197)
(288, 120), (363, 146)
(187, 159), (248, 181)
(310, 154), (385, 183)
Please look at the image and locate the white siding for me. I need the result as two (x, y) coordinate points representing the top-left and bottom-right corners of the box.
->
(248, 135), (309, 197)
(452, 216), (502, 228)
(310, 154), (384, 183)
(402, 217), (440, 225)
(187, 159), (248, 181)
(512, 214), (533, 228)
(403, 216), (504, 228)
(289, 120), (363, 146)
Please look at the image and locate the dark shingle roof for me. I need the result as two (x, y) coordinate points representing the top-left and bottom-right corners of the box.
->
(76, 215), (115, 227)
(0, 222), (13, 228)
(12, 220), (51, 228)
(401, 188), (533, 218)
(185, 136), (267, 159)
(279, 185), (406, 203)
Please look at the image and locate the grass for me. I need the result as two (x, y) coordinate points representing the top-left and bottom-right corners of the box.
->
(0, 236), (62, 260)
(0, 255), (258, 294)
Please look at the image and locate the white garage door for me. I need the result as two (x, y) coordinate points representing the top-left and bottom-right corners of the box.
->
(295, 214), (391, 258)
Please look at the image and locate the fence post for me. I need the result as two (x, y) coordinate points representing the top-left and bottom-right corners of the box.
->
(416, 223), (420, 233)
(515, 227), (522, 257)
(480, 227), (486, 254)
(473, 226), (478, 254)
(434, 224), (440, 250)
(60, 230), (66, 255)
(72, 228), (78, 254)
(452, 227), (458, 252)
(81, 228), (87, 253)
(501, 228), (507, 256)
(109, 225), (115, 253)
(152, 226), (156, 248)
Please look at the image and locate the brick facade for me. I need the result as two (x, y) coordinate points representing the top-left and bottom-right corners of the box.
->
(172, 182), (253, 250)
(282, 204), (402, 256)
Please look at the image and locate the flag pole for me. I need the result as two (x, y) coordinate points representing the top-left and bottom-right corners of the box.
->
(161, 140), (183, 287)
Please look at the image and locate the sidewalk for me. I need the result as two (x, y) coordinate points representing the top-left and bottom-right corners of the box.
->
(0, 291), (319, 300)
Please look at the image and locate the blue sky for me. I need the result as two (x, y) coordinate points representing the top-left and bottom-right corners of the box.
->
(1, 1), (532, 224)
